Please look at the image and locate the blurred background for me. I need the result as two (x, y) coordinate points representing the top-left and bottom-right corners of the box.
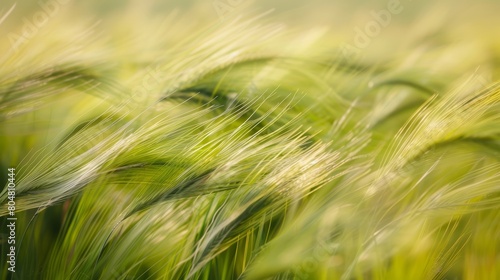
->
(2, 0), (500, 77)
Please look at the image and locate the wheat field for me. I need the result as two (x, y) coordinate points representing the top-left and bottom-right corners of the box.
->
(0, 0), (499, 279)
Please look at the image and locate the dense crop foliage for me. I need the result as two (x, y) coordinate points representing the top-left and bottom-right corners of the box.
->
(1, 1), (499, 279)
